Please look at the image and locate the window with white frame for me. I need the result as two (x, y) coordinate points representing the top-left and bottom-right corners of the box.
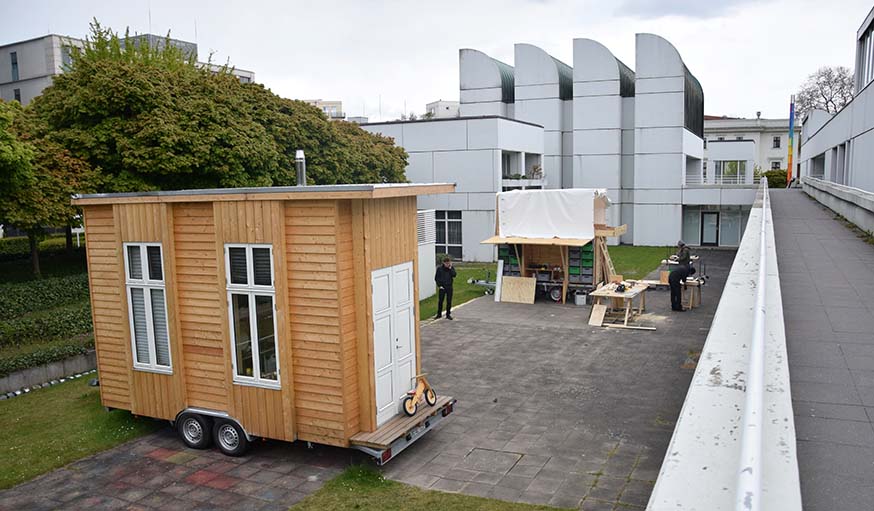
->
(124, 243), (172, 373)
(435, 211), (462, 259)
(225, 244), (279, 387)
(770, 160), (782, 170)
(772, 136), (781, 149)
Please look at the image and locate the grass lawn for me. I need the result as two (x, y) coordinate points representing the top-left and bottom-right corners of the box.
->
(419, 263), (496, 319)
(0, 376), (160, 489)
(292, 465), (564, 511)
(609, 245), (673, 280)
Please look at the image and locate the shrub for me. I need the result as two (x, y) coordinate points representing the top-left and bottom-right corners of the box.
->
(0, 274), (90, 320)
(763, 170), (787, 189)
(0, 235), (81, 262)
(0, 301), (92, 349)
(0, 336), (93, 378)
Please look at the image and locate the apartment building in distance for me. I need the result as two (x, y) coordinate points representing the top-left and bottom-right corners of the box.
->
(704, 114), (800, 172)
(426, 99), (460, 118)
(304, 99), (345, 120)
(0, 33), (255, 106)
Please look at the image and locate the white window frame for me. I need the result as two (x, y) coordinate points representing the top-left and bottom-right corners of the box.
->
(772, 136), (781, 149)
(435, 210), (463, 259)
(225, 243), (280, 389)
(123, 243), (172, 374)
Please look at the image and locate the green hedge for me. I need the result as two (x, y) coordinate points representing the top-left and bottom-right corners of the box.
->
(0, 236), (82, 262)
(0, 301), (92, 349)
(0, 274), (90, 321)
(763, 170), (787, 189)
(0, 336), (93, 378)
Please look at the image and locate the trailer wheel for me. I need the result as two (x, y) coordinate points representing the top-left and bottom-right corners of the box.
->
(177, 413), (212, 449)
(549, 286), (563, 302)
(403, 396), (418, 416)
(425, 388), (437, 406)
(213, 420), (249, 457)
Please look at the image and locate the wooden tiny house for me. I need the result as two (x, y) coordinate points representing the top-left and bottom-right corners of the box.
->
(73, 183), (455, 460)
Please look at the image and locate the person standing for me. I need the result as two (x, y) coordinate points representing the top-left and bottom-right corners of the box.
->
(669, 240), (691, 312)
(434, 256), (457, 320)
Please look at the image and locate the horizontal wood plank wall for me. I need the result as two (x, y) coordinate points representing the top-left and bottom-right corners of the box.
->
(336, 201), (360, 439)
(214, 200), (291, 441)
(351, 200), (374, 433)
(285, 200), (348, 447)
(116, 203), (185, 420)
(174, 203), (228, 412)
(84, 205), (131, 409)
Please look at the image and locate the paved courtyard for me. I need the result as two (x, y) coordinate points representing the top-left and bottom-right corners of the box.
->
(0, 249), (735, 511)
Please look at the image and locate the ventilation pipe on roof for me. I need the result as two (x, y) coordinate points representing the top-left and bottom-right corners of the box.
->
(295, 150), (307, 186)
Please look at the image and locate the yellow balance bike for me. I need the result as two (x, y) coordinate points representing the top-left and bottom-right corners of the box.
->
(403, 373), (438, 416)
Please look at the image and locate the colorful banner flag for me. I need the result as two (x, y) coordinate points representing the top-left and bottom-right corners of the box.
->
(787, 95), (795, 184)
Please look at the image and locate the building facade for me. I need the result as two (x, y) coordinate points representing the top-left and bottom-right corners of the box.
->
(704, 115), (800, 172)
(303, 99), (344, 120)
(425, 100), (459, 118)
(800, 6), (874, 194)
(363, 33), (758, 260)
(0, 33), (254, 105)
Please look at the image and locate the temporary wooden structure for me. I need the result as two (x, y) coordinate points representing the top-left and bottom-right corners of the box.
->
(73, 183), (456, 461)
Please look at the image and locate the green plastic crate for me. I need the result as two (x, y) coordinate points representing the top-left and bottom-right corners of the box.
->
(569, 266), (581, 275)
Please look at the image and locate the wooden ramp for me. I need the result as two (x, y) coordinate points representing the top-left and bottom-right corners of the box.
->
(350, 396), (454, 449)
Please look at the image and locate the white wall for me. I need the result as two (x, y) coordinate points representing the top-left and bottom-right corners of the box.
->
(459, 49), (511, 117)
(418, 242), (437, 299)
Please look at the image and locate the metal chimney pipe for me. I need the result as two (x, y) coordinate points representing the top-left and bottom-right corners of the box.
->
(295, 150), (307, 186)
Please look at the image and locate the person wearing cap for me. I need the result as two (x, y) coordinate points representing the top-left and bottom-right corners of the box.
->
(434, 256), (457, 320)
(669, 240), (691, 311)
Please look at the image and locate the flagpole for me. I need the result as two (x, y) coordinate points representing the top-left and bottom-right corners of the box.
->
(786, 95), (795, 186)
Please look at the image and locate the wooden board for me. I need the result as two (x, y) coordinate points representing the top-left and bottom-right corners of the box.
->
(589, 304), (607, 326)
(500, 276), (536, 304)
(350, 395), (453, 449)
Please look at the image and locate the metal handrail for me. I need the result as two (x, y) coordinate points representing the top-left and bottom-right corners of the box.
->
(734, 180), (769, 511)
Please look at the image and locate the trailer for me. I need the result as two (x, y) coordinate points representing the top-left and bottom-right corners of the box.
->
(72, 182), (457, 462)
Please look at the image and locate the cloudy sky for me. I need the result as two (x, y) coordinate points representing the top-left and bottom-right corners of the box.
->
(2, 0), (869, 121)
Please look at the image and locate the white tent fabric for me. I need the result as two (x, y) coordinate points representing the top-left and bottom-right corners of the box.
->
(497, 188), (609, 239)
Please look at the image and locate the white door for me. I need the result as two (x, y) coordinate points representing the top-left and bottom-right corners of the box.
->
(372, 261), (416, 426)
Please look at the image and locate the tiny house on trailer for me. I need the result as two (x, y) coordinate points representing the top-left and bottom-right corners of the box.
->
(72, 183), (456, 463)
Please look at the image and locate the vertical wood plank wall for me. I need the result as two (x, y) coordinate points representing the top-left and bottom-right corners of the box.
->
(84, 206), (131, 409)
(84, 195), (421, 446)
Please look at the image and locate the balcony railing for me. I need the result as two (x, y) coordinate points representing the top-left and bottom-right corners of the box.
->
(685, 175), (762, 186)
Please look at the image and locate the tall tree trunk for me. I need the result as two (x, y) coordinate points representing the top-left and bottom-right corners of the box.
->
(28, 232), (41, 277)
(65, 225), (74, 255)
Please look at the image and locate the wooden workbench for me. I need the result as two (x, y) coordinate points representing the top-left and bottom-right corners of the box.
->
(589, 282), (649, 328)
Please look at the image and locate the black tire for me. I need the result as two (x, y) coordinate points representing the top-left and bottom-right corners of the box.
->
(403, 396), (417, 416)
(177, 413), (213, 449)
(425, 388), (437, 406)
(212, 420), (249, 456)
(549, 286), (563, 302)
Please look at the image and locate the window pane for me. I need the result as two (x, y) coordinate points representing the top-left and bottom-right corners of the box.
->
(448, 211), (462, 219)
(231, 294), (253, 377)
(435, 211), (445, 219)
(229, 247), (248, 285)
(147, 246), (163, 281)
(130, 288), (150, 364)
(447, 221), (462, 245)
(252, 248), (272, 286)
(151, 289), (170, 366)
(448, 246), (463, 259)
(127, 246), (143, 280)
(255, 295), (277, 380)
(436, 221), (446, 244)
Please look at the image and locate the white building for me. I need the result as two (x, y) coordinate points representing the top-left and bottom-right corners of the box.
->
(704, 115), (800, 173)
(800, 6), (874, 194)
(303, 99), (344, 120)
(0, 33), (254, 106)
(364, 33), (758, 259)
(425, 100), (459, 118)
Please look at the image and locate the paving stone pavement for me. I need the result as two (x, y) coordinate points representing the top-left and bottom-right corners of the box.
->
(770, 190), (874, 511)
(0, 249), (735, 511)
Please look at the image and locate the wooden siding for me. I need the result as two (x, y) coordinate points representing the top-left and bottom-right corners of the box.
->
(115, 203), (185, 420)
(84, 205), (131, 410)
(336, 201), (359, 438)
(213, 201), (294, 441)
(285, 201), (348, 447)
(174, 203), (228, 411)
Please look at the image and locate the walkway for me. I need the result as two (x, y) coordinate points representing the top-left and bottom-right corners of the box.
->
(771, 189), (874, 510)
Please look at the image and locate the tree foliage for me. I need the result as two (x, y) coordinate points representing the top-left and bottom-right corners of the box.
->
(795, 66), (854, 121)
(30, 22), (408, 193)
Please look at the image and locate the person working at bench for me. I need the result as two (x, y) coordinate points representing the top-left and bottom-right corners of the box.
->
(434, 256), (457, 320)
(669, 240), (691, 312)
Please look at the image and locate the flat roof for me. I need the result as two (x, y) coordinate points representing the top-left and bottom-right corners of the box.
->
(361, 115), (544, 129)
(71, 183), (456, 206)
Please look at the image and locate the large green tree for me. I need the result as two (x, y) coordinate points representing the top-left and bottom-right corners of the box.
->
(31, 22), (408, 193)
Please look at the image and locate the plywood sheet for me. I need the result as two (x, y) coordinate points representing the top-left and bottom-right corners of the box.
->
(500, 276), (536, 304)
(589, 304), (607, 326)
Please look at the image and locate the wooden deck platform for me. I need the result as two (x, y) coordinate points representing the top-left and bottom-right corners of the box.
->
(350, 396), (454, 449)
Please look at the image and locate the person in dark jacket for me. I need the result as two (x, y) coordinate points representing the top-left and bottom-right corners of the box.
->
(669, 240), (691, 311)
(434, 256), (457, 320)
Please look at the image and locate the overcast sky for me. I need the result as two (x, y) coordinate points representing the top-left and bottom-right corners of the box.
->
(2, 0), (870, 122)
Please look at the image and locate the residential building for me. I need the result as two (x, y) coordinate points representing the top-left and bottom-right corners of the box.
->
(425, 100), (459, 118)
(0, 33), (254, 105)
(304, 99), (344, 120)
(800, 5), (874, 194)
(362, 33), (756, 260)
(704, 114), (800, 172)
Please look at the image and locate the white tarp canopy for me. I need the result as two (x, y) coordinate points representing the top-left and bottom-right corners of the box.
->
(496, 188), (609, 240)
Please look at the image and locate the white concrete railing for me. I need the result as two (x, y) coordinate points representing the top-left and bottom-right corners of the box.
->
(802, 176), (874, 234)
(647, 182), (801, 511)
(684, 175), (762, 186)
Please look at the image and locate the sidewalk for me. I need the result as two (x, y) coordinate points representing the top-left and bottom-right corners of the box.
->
(770, 189), (874, 510)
